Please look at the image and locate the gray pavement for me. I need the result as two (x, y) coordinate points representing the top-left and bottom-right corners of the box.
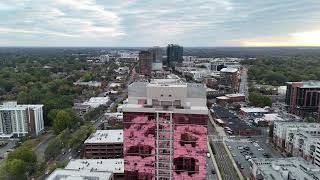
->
(0, 140), (16, 160)
(33, 132), (55, 162)
(212, 140), (239, 180)
(206, 155), (217, 180)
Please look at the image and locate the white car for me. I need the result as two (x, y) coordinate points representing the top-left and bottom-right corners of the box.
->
(258, 148), (264, 151)
(238, 146), (244, 150)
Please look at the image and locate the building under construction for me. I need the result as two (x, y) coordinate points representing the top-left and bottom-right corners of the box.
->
(123, 79), (208, 180)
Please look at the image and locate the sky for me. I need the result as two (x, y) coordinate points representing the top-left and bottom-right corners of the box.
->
(1, 0), (320, 47)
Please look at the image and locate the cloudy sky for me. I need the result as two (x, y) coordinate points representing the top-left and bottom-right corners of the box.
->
(1, 0), (320, 46)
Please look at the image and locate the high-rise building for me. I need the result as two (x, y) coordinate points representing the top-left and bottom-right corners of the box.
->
(139, 51), (152, 75)
(149, 46), (163, 63)
(149, 46), (163, 71)
(219, 67), (240, 93)
(166, 44), (183, 66)
(123, 79), (208, 180)
(285, 81), (320, 117)
(0, 101), (44, 138)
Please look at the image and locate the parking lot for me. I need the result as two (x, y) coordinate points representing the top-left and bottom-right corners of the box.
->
(225, 139), (282, 178)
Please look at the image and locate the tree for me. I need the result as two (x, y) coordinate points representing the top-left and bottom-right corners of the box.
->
(7, 146), (37, 166)
(249, 91), (272, 107)
(82, 72), (93, 82)
(44, 129), (71, 161)
(47, 109), (59, 126)
(52, 110), (74, 134)
(5, 159), (27, 180)
(3, 146), (37, 180)
(68, 125), (95, 149)
(305, 116), (316, 123)
(44, 138), (63, 161)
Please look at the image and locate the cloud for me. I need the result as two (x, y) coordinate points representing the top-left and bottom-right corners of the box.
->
(0, 0), (320, 46)
(0, 0), (125, 42)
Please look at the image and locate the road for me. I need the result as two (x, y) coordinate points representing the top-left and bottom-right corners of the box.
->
(239, 67), (249, 101)
(0, 140), (17, 160)
(207, 113), (239, 180)
(211, 140), (239, 180)
(33, 132), (55, 162)
(206, 154), (217, 180)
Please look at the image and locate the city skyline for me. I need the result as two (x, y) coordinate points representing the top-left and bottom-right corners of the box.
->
(1, 0), (320, 47)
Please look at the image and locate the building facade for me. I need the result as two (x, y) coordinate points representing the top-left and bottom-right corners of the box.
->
(219, 67), (240, 93)
(149, 46), (163, 63)
(285, 81), (320, 117)
(273, 121), (320, 161)
(123, 79), (208, 180)
(0, 101), (44, 138)
(166, 44), (183, 66)
(84, 130), (123, 159)
(139, 51), (152, 75)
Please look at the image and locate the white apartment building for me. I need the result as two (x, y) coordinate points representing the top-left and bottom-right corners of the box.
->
(273, 121), (320, 163)
(100, 55), (110, 63)
(0, 101), (44, 138)
(292, 131), (320, 162)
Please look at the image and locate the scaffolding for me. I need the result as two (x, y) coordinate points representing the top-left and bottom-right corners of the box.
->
(156, 112), (174, 180)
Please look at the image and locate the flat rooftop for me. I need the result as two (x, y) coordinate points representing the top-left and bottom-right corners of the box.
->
(84, 130), (123, 144)
(66, 159), (124, 174)
(240, 107), (268, 113)
(220, 67), (238, 73)
(47, 169), (112, 180)
(0, 101), (43, 110)
(287, 81), (320, 88)
(252, 157), (320, 180)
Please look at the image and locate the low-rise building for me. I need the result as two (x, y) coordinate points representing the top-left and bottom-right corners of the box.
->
(216, 94), (245, 104)
(83, 97), (110, 108)
(84, 130), (123, 159)
(72, 103), (91, 119)
(104, 112), (123, 127)
(66, 159), (124, 179)
(73, 80), (102, 87)
(254, 113), (283, 126)
(240, 107), (269, 118)
(0, 101), (44, 138)
(251, 157), (320, 180)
